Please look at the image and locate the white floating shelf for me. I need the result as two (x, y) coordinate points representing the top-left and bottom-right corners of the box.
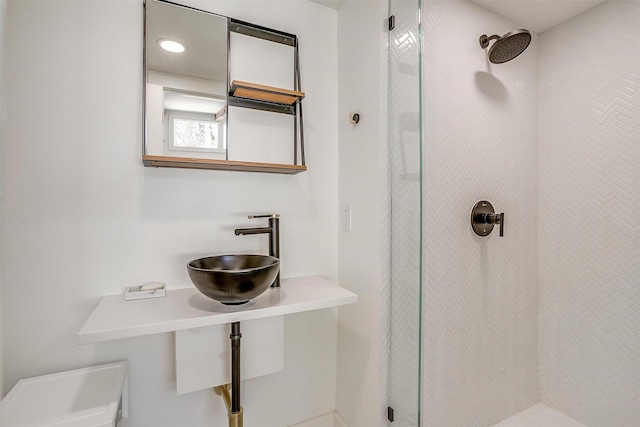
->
(79, 276), (357, 344)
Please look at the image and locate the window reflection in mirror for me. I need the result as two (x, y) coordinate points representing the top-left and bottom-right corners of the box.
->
(144, 0), (228, 160)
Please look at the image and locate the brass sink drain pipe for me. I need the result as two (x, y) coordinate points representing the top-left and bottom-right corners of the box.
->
(214, 322), (243, 427)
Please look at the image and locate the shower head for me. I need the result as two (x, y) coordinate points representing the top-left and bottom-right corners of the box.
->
(479, 29), (531, 64)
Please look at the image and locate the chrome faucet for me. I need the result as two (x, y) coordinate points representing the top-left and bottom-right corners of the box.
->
(234, 214), (280, 288)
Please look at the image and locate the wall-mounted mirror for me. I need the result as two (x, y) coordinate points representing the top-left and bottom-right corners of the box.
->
(144, 0), (228, 160)
(143, 0), (306, 174)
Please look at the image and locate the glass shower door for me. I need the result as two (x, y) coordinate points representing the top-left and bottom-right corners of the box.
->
(385, 0), (422, 425)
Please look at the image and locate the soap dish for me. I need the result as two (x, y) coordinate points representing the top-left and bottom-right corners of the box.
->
(124, 283), (166, 301)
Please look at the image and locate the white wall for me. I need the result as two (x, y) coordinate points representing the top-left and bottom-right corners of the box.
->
(336, 1), (384, 426)
(538, 1), (640, 425)
(2, 1), (338, 426)
(421, 1), (539, 425)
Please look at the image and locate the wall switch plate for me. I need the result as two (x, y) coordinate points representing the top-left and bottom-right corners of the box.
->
(341, 205), (352, 232)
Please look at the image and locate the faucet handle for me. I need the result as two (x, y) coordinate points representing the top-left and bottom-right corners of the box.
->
(248, 214), (280, 219)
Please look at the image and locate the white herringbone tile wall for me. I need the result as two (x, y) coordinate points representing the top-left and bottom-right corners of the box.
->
(538, 1), (640, 425)
(421, 1), (539, 425)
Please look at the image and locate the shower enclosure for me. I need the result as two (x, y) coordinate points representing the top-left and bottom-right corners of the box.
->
(385, 0), (639, 426)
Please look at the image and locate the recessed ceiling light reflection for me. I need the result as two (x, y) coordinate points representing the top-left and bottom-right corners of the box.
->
(158, 39), (186, 53)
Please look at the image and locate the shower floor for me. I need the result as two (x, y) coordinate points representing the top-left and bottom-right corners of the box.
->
(493, 403), (586, 427)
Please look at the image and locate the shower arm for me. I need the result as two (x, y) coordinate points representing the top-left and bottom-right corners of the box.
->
(479, 34), (500, 49)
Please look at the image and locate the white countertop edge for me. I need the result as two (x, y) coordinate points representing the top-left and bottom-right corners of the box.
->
(78, 276), (357, 344)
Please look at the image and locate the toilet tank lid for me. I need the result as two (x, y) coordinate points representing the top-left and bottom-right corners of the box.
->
(0, 361), (127, 427)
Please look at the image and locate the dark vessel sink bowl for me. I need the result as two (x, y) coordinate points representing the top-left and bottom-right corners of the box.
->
(187, 254), (280, 305)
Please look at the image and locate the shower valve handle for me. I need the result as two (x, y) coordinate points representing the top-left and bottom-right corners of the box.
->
(479, 212), (504, 235)
(486, 212), (505, 237)
(471, 201), (504, 237)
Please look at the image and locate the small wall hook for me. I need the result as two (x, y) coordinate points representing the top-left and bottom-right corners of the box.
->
(349, 112), (360, 124)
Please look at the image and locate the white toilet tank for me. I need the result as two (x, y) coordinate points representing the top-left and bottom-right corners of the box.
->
(0, 361), (128, 427)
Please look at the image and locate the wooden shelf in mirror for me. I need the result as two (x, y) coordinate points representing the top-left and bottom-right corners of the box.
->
(143, 155), (307, 175)
(229, 80), (305, 106)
